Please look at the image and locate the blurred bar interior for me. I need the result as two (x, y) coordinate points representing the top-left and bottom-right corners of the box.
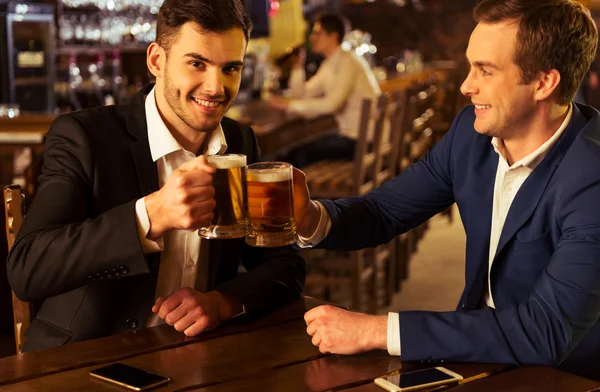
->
(1, 0), (599, 356)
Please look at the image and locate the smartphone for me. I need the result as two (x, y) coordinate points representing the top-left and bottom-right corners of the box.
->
(89, 363), (170, 391)
(374, 367), (463, 392)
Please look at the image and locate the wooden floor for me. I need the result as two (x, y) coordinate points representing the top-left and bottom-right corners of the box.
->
(381, 204), (466, 314)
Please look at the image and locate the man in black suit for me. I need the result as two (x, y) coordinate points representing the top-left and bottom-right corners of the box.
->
(6, 0), (305, 352)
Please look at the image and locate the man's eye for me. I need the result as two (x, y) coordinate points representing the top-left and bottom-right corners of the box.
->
(224, 66), (241, 73)
(190, 61), (205, 68)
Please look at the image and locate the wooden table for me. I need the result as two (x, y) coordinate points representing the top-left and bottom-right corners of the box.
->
(0, 297), (597, 391)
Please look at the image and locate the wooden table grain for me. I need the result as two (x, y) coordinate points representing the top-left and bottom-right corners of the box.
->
(2, 297), (595, 391)
(0, 297), (310, 386)
(446, 366), (600, 392)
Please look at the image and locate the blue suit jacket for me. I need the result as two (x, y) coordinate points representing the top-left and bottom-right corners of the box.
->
(319, 104), (600, 380)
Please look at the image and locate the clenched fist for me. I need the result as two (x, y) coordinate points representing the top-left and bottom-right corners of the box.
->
(145, 155), (216, 240)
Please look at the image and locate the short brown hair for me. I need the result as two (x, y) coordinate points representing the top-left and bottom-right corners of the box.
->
(156, 0), (253, 51)
(474, 0), (598, 105)
(314, 13), (350, 44)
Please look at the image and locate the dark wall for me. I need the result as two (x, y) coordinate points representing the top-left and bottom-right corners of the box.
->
(340, 0), (478, 63)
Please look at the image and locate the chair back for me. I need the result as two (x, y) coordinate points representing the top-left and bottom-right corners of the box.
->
(350, 95), (388, 195)
(375, 90), (407, 186)
(397, 83), (435, 173)
(3, 184), (32, 354)
(306, 96), (388, 199)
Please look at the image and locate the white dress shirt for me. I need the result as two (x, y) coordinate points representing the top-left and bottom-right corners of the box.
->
(300, 104), (573, 356)
(483, 104), (572, 308)
(287, 47), (382, 140)
(134, 87), (227, 327)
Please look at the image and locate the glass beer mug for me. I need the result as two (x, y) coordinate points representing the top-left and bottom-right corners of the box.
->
(199, 154), (248, 239)
(245, 162), (296, 247)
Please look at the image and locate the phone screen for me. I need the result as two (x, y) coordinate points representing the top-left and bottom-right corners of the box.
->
(90, 363), (169, 389)
(385, 368), (456, 388)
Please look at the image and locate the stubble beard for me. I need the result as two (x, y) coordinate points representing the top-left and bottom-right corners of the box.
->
(163, 72), (223, 134)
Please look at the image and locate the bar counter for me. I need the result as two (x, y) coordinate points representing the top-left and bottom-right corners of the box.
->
(0, 102), (336, 161)
(0, 115), (53, 145)
(0, 297), (597, 391)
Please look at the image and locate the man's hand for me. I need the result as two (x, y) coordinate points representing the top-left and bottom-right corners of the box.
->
(145, 155), (216, 240)
(304, 305), (388, 354)
(270, 96), (291, 110)
(293, 168), (321, 238)
(152, 288), (232, 336)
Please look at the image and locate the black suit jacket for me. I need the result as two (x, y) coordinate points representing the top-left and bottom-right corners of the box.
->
(6, 85), (305, 352)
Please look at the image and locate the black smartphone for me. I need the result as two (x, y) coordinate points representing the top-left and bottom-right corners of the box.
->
(89, 363), (170, 391)
(374, 367), (463, 392)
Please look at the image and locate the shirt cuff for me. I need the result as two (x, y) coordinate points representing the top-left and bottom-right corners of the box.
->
(296, 201), (332, 248)
(135, 197), (164, 254)
(387, 312), (401, 356)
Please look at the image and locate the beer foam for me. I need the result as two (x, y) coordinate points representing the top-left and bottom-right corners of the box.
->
(247, 168), (292, 182)
(207, 154), (246, 169)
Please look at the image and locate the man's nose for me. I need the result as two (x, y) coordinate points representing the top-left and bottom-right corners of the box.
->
(203, 69), (225, 96)
(460, 72), (479, 97)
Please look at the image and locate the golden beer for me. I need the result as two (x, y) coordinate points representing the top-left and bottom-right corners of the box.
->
(245, 162), (296, 247)
(199, 154), (248, 239)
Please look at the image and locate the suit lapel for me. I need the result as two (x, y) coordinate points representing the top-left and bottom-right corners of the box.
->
(127, 84), (160, 196)
(464, 137), (498, 308)
(126, 85), (160, 273)
(494, 105), (587, 259)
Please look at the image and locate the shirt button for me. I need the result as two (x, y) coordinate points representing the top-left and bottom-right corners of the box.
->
(126, 319), (138, 329)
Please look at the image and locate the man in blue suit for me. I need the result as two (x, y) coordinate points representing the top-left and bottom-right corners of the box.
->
(292, 0), (600, 381)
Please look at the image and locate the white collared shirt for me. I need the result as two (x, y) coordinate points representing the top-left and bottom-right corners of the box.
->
(134, 87), (227, 326)
(299, 104), (573, 356)
(484, 104), (572, 308)
(287, 47), (382, 140)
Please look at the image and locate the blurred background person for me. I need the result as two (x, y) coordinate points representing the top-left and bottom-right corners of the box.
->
(270, 13), (381, 168)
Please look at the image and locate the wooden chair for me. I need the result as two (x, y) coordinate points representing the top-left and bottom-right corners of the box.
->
(372, 90), (407, 307)
(429, 71), (461, 224)
(3, 184), (32, 354)
(390, 82), (437, 287)
(2, 149), (43, 354)
(302, 94), (405, 311)
(303, 96), (388, 199)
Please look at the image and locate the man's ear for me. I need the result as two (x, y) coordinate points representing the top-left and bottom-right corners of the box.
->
(534, 68), (561, 102)
(147, 42), (166, 79)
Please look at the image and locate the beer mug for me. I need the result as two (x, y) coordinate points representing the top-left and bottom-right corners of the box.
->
(245, 162), (296, 247)
(199, 154), (248, 239)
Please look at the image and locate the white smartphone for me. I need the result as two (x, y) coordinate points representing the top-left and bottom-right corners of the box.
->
(374, 367), (463, 392)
